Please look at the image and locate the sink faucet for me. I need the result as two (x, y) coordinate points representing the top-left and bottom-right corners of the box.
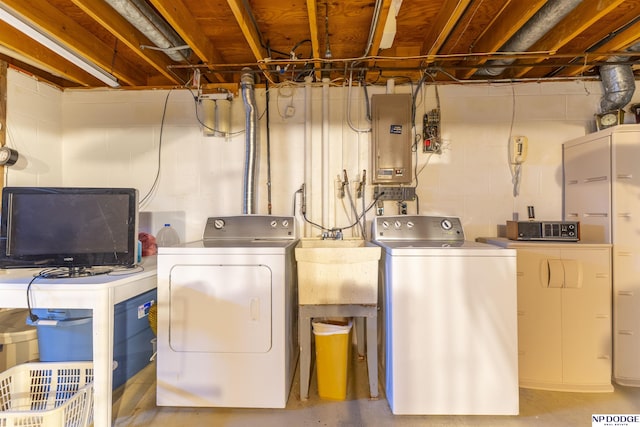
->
(322, 229), (343, 240)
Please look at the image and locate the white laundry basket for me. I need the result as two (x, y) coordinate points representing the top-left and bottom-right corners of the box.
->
(0, 361), (94, 427)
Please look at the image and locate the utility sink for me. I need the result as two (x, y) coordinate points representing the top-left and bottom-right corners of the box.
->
(295, 238), (381, 305)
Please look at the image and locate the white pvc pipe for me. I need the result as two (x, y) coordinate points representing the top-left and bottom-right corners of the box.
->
(304, 76), (313, 237)
(386, 78), (395, 94)
(322, 78), (330, 228)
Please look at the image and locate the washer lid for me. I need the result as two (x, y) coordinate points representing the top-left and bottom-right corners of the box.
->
(373, 239), (516, 256)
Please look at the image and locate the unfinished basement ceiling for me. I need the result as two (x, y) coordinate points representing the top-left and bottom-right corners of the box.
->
(0, 0), (639, 89)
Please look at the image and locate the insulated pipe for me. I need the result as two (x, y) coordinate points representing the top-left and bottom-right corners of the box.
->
(105, 0), (190, 62)
(241, 69), (258, 214)
(322, 77), (330, 228)
(477, 0), (581, 76)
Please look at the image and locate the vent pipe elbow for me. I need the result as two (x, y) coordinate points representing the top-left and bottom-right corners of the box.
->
(599, 61), (635, 112)
(241, 68), (258, 214)
(598, 40), (640, 112)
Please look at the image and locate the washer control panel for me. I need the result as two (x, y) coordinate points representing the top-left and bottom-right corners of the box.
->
(204, 215), (296, 240)
(372, 215), (465, 241)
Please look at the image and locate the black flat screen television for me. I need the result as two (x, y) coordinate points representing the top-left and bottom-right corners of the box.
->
(0, 187), (138, 273)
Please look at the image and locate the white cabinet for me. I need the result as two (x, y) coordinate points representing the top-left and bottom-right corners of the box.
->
(480, 238), (612, 392)
(563, 124), (640, 386)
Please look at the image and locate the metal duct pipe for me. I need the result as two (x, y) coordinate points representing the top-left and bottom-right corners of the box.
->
(599, 42), (640, 112)
(105, 0), (190, 62)
(599, 61), (635, 112)
(477, 0), (581, 76)
(241, 69), (258, 214)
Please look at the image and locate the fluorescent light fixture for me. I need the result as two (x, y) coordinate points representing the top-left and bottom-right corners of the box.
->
(0, 5), (120, 88)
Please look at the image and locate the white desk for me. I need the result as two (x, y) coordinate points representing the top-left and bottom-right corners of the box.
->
(0, 256), (157, 427)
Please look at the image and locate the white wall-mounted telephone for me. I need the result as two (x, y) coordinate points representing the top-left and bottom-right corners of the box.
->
(511, 136), (528, 164)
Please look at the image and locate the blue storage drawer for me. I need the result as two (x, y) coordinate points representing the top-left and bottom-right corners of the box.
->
(30, 289), (156, 389)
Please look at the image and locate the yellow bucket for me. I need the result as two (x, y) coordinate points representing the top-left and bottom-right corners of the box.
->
(313, 318), (352, 400)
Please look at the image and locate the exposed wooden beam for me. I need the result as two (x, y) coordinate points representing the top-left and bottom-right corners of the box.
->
(364, 0), (392, 77)
(369, 0), (393, 56)
(306, 0), (321, 79)
(306, 0), (321, 60)
(556, 10), (640, 77)
(226, 0), (269, 62)
(1, 0), (146, 86)
(0, 60), (5, 143)
(512, 0), (625, 78)
(71, 0), (183, 85)
(558, 20), (640, 77)
(0, 54), (78, 87)
(0, 21), (102, 86)
(423, 0), (472, 56)
(458, 0), (547, 79)
(149, 0), (227, 83)
(226, 0), (270, 80)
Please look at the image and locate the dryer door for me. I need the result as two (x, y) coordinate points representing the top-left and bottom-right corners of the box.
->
(168, 264), (272, 353)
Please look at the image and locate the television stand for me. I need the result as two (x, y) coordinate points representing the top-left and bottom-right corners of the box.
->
(38, 265), (114, 279)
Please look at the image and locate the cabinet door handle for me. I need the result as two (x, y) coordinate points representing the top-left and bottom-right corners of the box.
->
(617, 174), (633, 180)
(584, 176), (608, 183)
(597, 355), (611, 360)
(595, 314), (609, 319)
(547, 259), (564, 288)
(618, 330), (634, 335)
(584, 213), (608, 218)
(618, 291), (634, 296)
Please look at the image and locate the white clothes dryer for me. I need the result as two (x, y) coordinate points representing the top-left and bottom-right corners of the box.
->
(156, 215), (298, 408)
(371, 215), (519, 415)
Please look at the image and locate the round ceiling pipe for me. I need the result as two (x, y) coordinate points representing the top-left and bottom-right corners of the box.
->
(105, 0), (190, 62)
(476, 0), (582, 77)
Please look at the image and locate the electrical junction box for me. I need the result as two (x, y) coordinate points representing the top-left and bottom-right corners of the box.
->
(371, 93), (412, 184)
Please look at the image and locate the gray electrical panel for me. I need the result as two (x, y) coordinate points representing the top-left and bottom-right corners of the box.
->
(371, 93), (412, 184)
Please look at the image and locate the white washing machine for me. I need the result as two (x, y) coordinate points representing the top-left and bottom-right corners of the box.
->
(371, 215), (519, 415)
(156, 215), (298, 408)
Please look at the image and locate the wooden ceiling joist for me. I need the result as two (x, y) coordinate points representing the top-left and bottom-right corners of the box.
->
(70, 0), (184, 85)
(2, 0), (146, 86)
(149, 0), (227, 83)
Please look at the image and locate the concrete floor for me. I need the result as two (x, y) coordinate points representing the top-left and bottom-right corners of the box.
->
(111, 351), (640, 427)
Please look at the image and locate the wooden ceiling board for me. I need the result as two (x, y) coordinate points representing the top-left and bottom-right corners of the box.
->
(511, 0), (627, 78)
(439, 0), (511, 55)
(0, 0), (639, 88)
